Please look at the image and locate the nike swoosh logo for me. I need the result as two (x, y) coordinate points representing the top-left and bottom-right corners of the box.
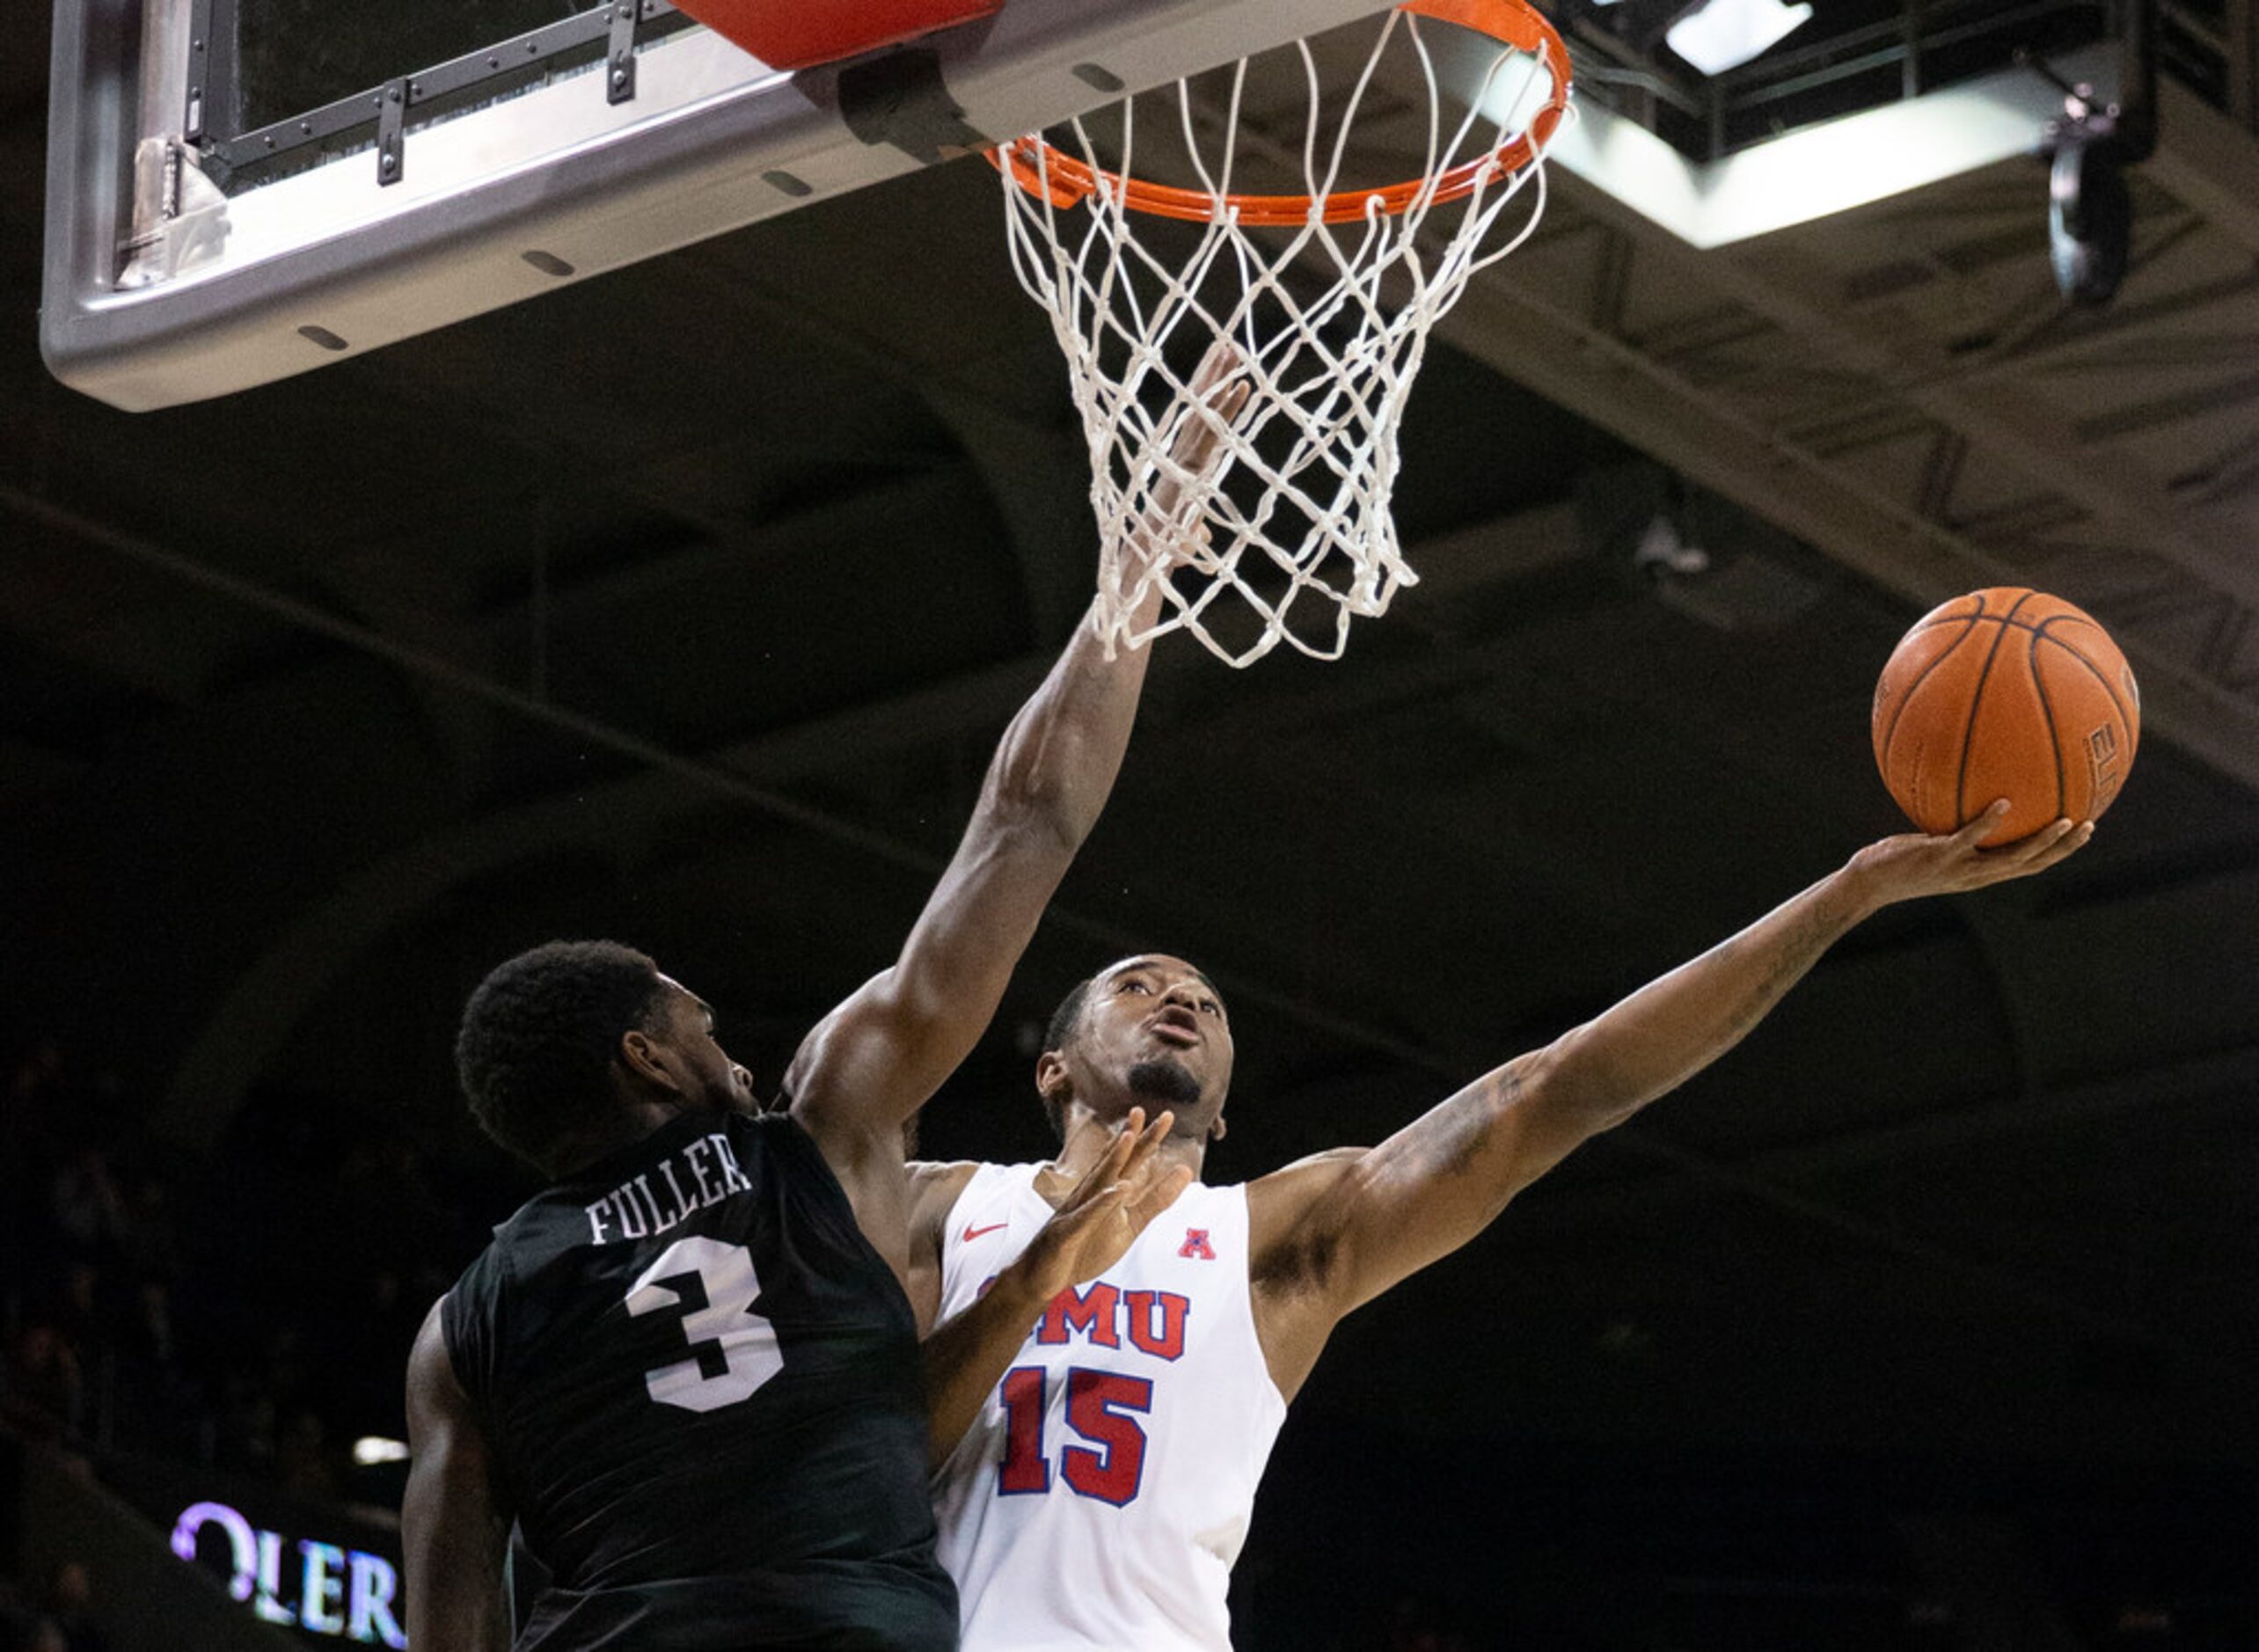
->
(961, 1222), (1009, 1243)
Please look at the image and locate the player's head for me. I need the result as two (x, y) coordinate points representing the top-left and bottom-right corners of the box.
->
(1036, 954), (1233, 1144)
(455, 939), (754, 1174)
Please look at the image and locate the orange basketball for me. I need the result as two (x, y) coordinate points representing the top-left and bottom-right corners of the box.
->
(1872, 588), (2139, 846)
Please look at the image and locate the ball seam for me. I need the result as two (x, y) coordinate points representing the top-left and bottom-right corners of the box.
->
(1882, 612), (1986, 791)
(2028, 623), (2067, 824)
(2035, 617), (2136, 735)
(1954, 589), (2039, 825)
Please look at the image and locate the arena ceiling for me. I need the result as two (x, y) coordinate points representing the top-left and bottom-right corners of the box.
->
(4, 0), (2257, 1621)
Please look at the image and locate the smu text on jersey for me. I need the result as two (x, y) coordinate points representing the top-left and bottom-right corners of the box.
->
(1032, 1282), (1190, 1360)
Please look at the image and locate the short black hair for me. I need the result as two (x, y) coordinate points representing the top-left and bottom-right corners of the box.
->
(455, 940), (666, 1171)
(1037, 977), (1096, 1141)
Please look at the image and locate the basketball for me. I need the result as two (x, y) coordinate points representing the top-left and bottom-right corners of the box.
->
(1871, 588), (2140, 846)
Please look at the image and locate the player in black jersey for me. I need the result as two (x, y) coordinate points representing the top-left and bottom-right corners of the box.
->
(402, 357), (1246, 1649)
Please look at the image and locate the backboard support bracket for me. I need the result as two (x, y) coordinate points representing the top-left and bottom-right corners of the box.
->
(376, 79), (407, 186)
(608, 2), (644, 106)
(184, 0), (214, 141)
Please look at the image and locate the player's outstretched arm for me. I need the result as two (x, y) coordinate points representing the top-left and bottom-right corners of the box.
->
(1251, 807), (2092, 1387)
(786, 352), (1249, 1181)
(402, 1300), (514, 1652)
(922, 1109), (1190, 1469)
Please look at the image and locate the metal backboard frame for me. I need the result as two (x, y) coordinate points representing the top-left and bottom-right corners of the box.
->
(43, 0), (1403, 411)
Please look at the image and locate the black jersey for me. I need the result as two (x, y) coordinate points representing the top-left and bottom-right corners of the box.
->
(441, 1109), (956, 1650)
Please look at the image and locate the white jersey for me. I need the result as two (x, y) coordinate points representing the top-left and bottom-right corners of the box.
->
(931, 1163), (1288, 1652)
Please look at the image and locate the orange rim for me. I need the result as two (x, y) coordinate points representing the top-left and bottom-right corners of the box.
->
(990, 0), (1571, 227)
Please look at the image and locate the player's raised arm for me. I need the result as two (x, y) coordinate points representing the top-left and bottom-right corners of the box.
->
(1250, 807), (2093, 1387)
(786, 353), (1249, 1178)
(402, 1300), (514, 1652)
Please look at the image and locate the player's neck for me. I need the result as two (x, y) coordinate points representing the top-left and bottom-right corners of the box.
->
(1151, 1134), (1208, 1182)
(1050, 1109), (1210, 1186)
(548, 1097), (699, 1178)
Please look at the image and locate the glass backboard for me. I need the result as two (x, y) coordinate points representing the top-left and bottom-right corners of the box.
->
(42, 0), (1405, 412)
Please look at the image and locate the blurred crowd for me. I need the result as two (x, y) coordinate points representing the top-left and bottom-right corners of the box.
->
(0, 1558), (108, 1652)
(0, 1040), (484, 1502)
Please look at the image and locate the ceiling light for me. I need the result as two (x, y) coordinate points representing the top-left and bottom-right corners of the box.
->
(353, 1436), (411, 1466)
(1665, 0), (1815, 77)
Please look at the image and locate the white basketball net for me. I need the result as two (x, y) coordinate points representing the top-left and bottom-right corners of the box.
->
(999, 7), (1570, 666)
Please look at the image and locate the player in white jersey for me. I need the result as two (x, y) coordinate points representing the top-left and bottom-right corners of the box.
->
(911, 802), (2094, 1650)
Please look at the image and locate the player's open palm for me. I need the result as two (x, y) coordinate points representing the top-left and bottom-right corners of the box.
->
(1133, 342), (1252, 573)
(1848, 800), (2095, 904)
(1020, 1108), (1193, 1299)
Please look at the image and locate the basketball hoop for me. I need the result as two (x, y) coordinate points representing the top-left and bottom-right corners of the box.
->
(995, 0), (1572, 665)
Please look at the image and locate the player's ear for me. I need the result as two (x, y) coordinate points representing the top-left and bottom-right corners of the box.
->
(1208, 1110), (1227, 1143)
(618, 1028), (682, 1094)
(1035, 1050), (1070, 1105)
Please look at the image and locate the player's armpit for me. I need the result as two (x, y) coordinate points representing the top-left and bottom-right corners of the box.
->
(1259, 1049), (1568, 1325)
(1243, 1147), (1378, 1398)
(402, 1300), (515, 1652)
(1244, 1061), (1585, 1392)
(1244, 1146), (1366, 1278)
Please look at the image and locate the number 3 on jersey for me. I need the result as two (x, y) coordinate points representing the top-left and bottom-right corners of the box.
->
(625, 1236), (783, 1413)
(997, 1366), (1151, 1505)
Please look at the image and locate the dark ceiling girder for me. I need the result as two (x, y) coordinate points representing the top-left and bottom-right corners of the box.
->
(1430, 189), (2259, 794)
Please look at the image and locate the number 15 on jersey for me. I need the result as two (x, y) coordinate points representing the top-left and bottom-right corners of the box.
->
(996, 1366), (1151, 1506)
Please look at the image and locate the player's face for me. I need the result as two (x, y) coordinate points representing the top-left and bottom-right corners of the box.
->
(654, 976), (757, 1115)
(1071, 954), (1233, 1128)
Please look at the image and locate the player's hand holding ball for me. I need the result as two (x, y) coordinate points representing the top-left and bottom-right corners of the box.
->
(1845, 800), (2091, 910)
(1846, 586), (2136, 904)
(1871, 587), (2138, 845)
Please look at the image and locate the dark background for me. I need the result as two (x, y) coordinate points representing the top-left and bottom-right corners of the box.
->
(6, 0), (2259, 1646)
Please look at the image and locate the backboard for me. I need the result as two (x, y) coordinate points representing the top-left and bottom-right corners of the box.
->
(42, 0), (1407, 411)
